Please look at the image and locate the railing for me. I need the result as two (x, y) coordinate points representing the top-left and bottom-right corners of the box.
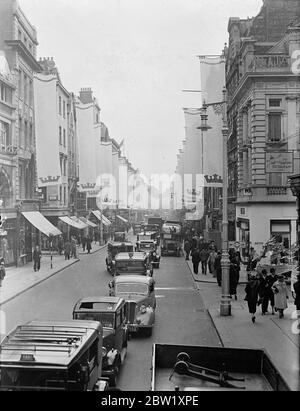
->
(267, 186), (287, 196)
(0, 145), (18, 156)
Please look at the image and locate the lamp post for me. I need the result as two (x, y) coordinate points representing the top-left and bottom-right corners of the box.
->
(197, 89), (231, 316)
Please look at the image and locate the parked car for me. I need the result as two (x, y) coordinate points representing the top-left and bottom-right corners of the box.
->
(112, 252), (153, 277)
(109, 275), (156, 337)
(73, 297), (129, 387)
(136, 239), (161, 268)
(106, 241), (134, 274)
(0, 320), (108, 391)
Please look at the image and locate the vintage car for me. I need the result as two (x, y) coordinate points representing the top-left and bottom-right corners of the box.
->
(106, 241), (135, 274)
(109, 275), (156, 337)
(0, 320), (108, 391)
(141, 225), (160, 245)
(113, 232), (127, 242)
(136, 239), (161, 268)
(112, 252), (153, 277)
(133, 223), (142, 235)
(73, 297), (129, 387)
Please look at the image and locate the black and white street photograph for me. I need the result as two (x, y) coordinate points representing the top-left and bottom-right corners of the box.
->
(0, 0), (300, 395)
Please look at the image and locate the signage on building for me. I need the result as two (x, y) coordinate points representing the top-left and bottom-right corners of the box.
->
(265, 152), (294, 173)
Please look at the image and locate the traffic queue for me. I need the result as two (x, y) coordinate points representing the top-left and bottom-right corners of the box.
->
(0, 221), (167, 391)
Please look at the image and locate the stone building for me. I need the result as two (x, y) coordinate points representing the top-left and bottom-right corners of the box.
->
(0, 0), (43, 265)
(226, 0), (300, 256)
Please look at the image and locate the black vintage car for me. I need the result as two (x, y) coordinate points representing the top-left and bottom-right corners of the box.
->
(73, 297), (129, 387)
(106, 241), (135, 274)
(136, 239), (161, 268)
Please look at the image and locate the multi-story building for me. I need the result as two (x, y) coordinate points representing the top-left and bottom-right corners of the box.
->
(0, 51), (17, 264)
(68, 93), (79, 215)
(226, 0), (300, 257)
(34, 58), (70, 226)
(0, 0), (43, 265)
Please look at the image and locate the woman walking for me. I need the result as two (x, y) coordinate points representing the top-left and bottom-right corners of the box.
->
(244, 274), (261, 323)
(191, 248), (200, 275)
(207, 249), (218, 277)
(272, 275), (289, 318)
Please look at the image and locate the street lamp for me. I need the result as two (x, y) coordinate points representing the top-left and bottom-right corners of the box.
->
(197, 89), (231, 317)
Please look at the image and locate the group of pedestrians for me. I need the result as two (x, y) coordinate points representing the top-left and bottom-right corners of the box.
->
(245, 267), (300, 323)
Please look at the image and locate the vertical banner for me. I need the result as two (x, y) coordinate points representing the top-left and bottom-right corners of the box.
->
(199, 55), (225, 187)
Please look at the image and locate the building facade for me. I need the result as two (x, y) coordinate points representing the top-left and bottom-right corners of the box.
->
(226, 0), (300, 257)
(0, 0), (42, 265)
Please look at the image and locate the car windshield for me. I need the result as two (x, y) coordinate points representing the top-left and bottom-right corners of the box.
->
(140, 243), (154, 250)
(116, 283), (148, 295)
(0, 367), (67, 391)
(116, 261), (146, 273)
(75, 312), (115, 328)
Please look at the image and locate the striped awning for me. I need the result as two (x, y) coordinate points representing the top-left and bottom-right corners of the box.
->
(117, 215), (128, 224)
(22, 212), (62, 237)
(91, 210), (111, 226)
(79, 217), (97, 228)
(59, 216), (88, 230)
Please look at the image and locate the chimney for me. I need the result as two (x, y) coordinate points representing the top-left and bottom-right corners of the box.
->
(39, 57), (56, 73)
(79, 87), (93, 104)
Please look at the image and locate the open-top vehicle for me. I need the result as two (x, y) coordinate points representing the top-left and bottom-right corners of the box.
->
(151, 343), (291, 391)
(112, 252), (153, 277)
(73, 297), (129, 387)
(106, 241), (134, 274)
(136, 239), (161, 268)
(0, 320), (108, 391)
(109, 275), (156, 337)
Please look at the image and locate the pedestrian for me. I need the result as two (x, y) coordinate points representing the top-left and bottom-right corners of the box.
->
(229, 256), (239, 300)
(263, 267), (278, 315)
(184, 239), (191, 261)
(191, 248), (200, 275)
(64, 241), (71, 260)
(199, 247), (209, 275)
(57, 236), (63, 255)
(71, 236), (77, 259)
(244, 274), (261, 323)
(258, 269), (268, 314)
(215, 251), (222, 286)
(0, 259), (6, 288)
(207, 249), (218, 277)
(33, 245), (42, 272)
(82, 236), (87, 252)
(272, 275), (289, 318)
(292, 273), (300, 312)
(86, 237), (92, 254)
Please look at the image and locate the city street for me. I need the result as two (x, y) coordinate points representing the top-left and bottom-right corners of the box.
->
(1, 235), (221, 391)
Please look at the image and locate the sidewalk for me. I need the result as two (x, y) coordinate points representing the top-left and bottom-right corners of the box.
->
(0, 243), (107, 307)
(186, 260), (300, 391)
(186, 259), (248, 284)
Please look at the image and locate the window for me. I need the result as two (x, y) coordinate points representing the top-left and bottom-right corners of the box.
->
(59, 127), (62, 145)
(268, 113), (281, 141)
(269, 99), (281, 108)
(60, 186), (62, 202)
(0, 121), (10, 148)
(63, 129), (66, 147)
(59, 96), (62, 115)
(23, 73), (28, 104)
(18, 71), (23, 99)
(63, 101), (66, 118)
(63, 158), (66, 176)
(63, 186), (66, 204)
(29, 80), (33, 106)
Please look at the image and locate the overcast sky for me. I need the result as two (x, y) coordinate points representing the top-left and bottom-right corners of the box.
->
(20, 0), (262, 177)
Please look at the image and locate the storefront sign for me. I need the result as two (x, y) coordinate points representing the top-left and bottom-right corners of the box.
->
(266, 152), (293, 173)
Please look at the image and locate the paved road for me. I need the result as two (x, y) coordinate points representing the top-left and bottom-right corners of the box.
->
(2, 236), (221, 391)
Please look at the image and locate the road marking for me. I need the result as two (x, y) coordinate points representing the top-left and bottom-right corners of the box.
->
(155, 287), (194, 291)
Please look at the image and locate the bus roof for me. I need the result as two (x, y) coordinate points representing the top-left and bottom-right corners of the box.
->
(0, 320), (102, 368)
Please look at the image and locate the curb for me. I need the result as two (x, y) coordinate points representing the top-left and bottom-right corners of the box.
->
(0, 259), (80, 307)
(79, 244), (107, 255)
(206, 308), (225, 348)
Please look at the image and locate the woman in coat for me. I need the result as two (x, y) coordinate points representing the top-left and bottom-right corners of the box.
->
(245, 274), (261, 323)
(191, 248), (200, 275)
(207, 249), (218, 277)
(272, 275), (289, 318)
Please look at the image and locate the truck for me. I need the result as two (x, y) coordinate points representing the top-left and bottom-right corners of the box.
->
(0, 320), (109, 391)
(160, 221), (182, 257)
(151, 343), (291, 391)
(147, 217), (164, 231)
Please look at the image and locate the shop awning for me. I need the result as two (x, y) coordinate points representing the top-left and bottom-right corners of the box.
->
(91, 210), (112, 226)
(117, 215), (128, 224)
(79, 217), (97, 228)
(22, 212), (62, 237)
(59, 216), (88, 230)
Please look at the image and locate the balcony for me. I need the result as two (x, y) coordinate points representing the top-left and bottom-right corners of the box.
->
(237, 185), (294, 203)
(267, 186), (287, 196)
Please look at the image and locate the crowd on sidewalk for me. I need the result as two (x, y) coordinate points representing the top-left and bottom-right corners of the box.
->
(183, 231), (241, 300)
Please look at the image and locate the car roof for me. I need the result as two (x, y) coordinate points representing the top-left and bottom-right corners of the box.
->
(73, 296), (125, 312)
(108, 241), (134, 247)
(115, 252), (146, 261)
(114, 275), (153, 284)
(0, 320), (101, 368)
